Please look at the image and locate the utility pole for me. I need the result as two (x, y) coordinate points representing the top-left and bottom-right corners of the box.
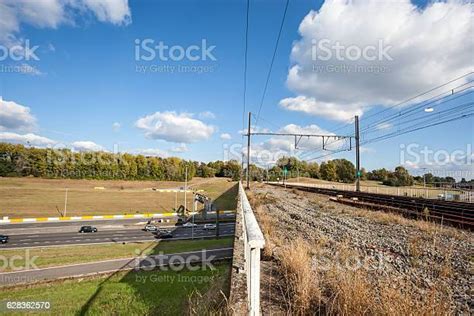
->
(355, 115), (361, 192)
(184, 166), (188, 212)
(64, 188), (68, 217)
(215, 206), (220, 239)
(246, 112), (251, 189)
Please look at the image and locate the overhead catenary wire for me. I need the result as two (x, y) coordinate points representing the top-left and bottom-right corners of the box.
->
(361, 83), (473, 134)
(254, 0), (290, 125)
(360, 71), (473, 123)
(242, 0), (250, 132)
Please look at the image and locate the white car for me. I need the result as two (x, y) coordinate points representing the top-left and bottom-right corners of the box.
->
(203, 224), (216, 230)
(182, 222), (197, 228)
(144, 225), (158, 232)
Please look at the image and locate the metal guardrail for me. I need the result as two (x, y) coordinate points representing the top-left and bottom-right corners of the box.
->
(238, 182), (265, 316)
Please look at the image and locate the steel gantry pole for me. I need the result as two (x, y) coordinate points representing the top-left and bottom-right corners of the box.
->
(355, 115), (361, 192)
(246, 112), (251, 189)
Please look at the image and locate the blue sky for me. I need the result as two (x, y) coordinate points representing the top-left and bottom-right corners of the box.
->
(0, 0), (472, 179)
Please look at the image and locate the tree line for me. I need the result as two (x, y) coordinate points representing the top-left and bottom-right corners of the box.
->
(1, 143), (471, 187)
(0, 143), (241, 181)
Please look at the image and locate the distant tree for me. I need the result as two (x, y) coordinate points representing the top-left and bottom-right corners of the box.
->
(383, 166), (414, 186)
(320, 161), (337, 182)
(367, 168), (389, 182)
(307, 162), (320, 179)
(333, 159), (356, 183)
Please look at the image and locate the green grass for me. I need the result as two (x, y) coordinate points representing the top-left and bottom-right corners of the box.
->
(0, 237), (234, 272)
(0, 263), (231, 315)
(150, 237), (233, 255)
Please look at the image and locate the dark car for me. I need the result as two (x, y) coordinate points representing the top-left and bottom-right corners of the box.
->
(155, 230), (173, 239)
(0, 235), (8, 244)
(79, 226), (97, 233)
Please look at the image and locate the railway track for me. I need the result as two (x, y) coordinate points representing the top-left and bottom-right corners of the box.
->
(269, 183), (474, 230)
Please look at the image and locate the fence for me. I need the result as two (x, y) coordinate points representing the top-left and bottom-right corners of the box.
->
(284, 181), (473, 203)
(238, 182), (265, 316)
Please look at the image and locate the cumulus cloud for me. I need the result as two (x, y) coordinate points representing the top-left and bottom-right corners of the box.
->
(71, 140), (105, 152)
(281, 0), (473, 121)
(80, 0), (132, 25)
(198, 111), (216, 120)
(112, 122), (121, 132)
(170, 143), (188, 153)
(236, 123), (345, 165)
(135, 111), (215, 143)
(134, 148), (169, 158)
(0, 98), (36, 131)
(0, 132), (56, 146)
(220, 133), (232, 140)
(0, 0), (131, 47)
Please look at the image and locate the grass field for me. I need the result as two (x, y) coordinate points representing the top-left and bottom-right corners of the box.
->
(0, 263), (230, 315)
(0, 177), (238, 218)
(0, 238), (234, 272)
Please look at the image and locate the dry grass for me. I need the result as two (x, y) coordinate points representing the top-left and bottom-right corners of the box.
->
(187, 264), (232, 316)
(325, 268), (451, 316)
(249, 187), (457, 315)
(0, 177), (237, 217)
(278, 239), (322, 315)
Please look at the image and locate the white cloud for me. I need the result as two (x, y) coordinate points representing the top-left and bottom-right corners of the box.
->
(135, 111), (215, 143)
(0, 132), (56, 146)
(236, 123), (345, 165)
(280, 96), (363, 122)
(282, 0), (473, 121)
(112, 122), (121, 132)
(220, 133), (232, 140)
(0, 98), (36, 131)
(134, 148), (169, 158)
(170, 143), (188, 153)
(376, 122), (392, 130)
(0, 0), (131, 47)
(80, 0), (132, 25)
(198, 111), (216, 120)
(238, 126), (271, 135)
(72, 140), (105, 152)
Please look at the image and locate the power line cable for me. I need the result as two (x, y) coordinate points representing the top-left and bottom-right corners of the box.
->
(254, 0), (290, 125)
(360, 71), (473, 122)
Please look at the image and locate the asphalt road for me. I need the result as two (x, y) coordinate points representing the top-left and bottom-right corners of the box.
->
(0, 219), (153, 235)
(0, 223), (235, 249)
(0, 248), (233, 286)
(0, 215), (235, 235)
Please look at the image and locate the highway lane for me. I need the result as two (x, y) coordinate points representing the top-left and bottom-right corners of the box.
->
(0, 247), (233, 286)
(0, 215), (235, 235)
(0, 219), (169, 235)
(0, 223), (236, 249)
